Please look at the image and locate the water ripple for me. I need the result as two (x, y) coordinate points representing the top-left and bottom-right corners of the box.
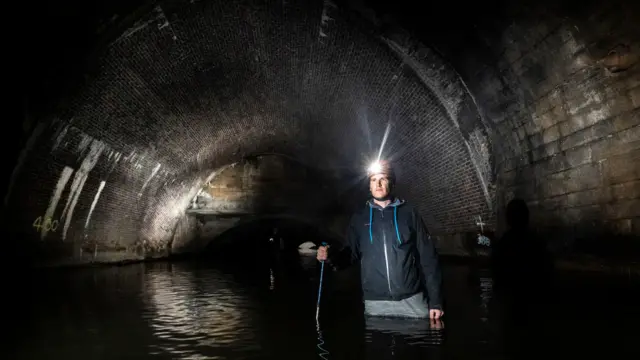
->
(12, 262), (637, 360)
(142, 267), (262, 359)
(364, 316), (445, 347)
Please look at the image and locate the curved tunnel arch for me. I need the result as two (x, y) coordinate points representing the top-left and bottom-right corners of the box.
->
(8, 0), (492, 265)
(9, 0), (640, 266)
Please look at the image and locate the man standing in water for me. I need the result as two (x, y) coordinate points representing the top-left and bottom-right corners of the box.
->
(317, 160), (444, 320)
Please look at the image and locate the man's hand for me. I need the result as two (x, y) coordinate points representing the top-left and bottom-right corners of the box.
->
(429, 317), (444, 330)
(429, 309), (444, 320)
(317, 245), (329, 261)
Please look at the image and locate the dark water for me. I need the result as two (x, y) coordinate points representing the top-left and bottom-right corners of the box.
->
(8, 254), (640, 360)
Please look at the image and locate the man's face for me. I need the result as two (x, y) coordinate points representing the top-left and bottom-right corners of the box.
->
(369, 174), (391, 200)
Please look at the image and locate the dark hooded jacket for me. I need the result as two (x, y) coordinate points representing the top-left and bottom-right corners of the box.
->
(329, 198), (443, 310)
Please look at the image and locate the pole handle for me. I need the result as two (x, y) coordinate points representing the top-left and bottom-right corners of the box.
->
(316, 241), (329, 321)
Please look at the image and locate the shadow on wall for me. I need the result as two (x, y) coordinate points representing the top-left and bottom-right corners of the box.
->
(543, 219), (640, 263)
(349, 0), (640, 262)
(493, 197), (640, 271)
(491, 198), (554, 295)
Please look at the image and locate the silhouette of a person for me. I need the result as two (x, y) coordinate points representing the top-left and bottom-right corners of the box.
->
(491, 198), (553, 300)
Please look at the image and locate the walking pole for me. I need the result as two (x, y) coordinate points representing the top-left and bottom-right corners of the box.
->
(316, 242), (328, 322)
(315, 242), (330, 360)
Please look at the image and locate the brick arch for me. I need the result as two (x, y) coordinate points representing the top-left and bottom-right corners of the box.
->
(7, 0), (492, 267)
(12, 0), (636, 268)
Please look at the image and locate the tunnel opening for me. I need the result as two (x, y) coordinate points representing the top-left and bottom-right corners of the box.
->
(201, 217), (339, 261)
(194, 216), (344, 292)
(169, 153), (360, 258)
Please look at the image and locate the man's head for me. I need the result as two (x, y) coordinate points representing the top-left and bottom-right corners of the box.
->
(506, 198), (529, 230)
(367, 160), (396, 201)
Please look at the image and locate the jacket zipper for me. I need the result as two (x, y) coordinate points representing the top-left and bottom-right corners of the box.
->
(378, 208), (393, 298)
(383, 226), (393, 297)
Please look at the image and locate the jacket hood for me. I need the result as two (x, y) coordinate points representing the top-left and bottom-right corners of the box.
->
(367, 197), (406, 210)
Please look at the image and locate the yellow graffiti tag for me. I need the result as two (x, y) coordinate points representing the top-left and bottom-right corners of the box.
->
(33, 216), (59, 232)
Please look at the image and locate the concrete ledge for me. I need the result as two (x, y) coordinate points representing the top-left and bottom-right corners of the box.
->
(32, 250), (164, 269)
(433, 232), (494, 257)
(434, 231), (640, 276)
(554, 257), (640, 276)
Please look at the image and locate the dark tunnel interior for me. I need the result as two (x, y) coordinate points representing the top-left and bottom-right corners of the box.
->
(8, 0), (639, 268)
(5, 0), (640, 357)
(201, 217), (339, 259)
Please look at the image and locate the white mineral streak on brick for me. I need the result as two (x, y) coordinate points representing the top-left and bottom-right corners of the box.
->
(156, 5), (171, 31)
(124, 150), (136, 163)
(468, 128), (494, 207)
(139, 163), (162, 197)
(85, 180), (106, 229)
(52, 124), (69, 151)
(41, 166), (74, 240)
(319, 0), (335, 39)
(77, 134), (93, 155)
(61, 139), (106, 241)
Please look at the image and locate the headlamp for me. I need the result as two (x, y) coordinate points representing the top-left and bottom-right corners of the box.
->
(367, 161), (382, 174)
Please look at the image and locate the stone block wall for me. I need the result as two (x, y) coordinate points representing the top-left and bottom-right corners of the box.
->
(457, 0), (640, 256)
(353, 0), (640, 258)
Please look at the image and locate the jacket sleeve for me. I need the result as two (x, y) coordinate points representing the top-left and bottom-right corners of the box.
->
(413, 209), (443, 310)
(327, 214), (361, 270)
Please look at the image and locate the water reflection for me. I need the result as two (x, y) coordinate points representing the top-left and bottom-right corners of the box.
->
(143, 265), (262, 359)
(316, 321), (331, 360)
(269, 267), (275, 290)
(362, 316), (445, 359)
(10, 259), (639, 360)
(479, 272), (493, 322)
(365, 317), (445, 345)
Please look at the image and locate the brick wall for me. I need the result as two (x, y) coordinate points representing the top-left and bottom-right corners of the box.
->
(336, 0), (640, 259)
(8, 0), (494, 266)
(7, 124), (176, 265)
(11, 0), (639, 266)
(483, 0), (639, 256)
(383, 0), (640, 257)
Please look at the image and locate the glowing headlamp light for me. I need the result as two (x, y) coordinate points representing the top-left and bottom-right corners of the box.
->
(367, 161), (382, 174)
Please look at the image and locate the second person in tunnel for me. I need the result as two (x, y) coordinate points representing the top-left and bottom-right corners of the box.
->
(317, 160), (444, 320)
